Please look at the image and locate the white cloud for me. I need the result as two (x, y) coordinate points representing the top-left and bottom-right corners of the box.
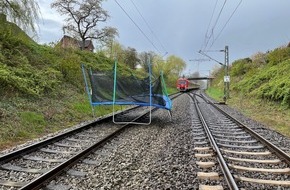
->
(36, 0), (290, 74)
(37, 0), (65, 44)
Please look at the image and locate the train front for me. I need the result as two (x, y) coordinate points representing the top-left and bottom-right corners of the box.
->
(177, 78), (188, 92)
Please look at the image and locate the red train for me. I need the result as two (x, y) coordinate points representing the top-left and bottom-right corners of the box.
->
(177, 77), (199, 92)
(177, 77), (189, 92)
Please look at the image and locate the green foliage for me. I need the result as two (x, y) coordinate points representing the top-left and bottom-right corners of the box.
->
(266, 47), (290, 65)
(123, 47), (139, 69)
(77, 51), (114, 71)
(0, 23), (64, 97)
(0, 0), (40, 35)
(206, 87), (224, 102)
(20, 111), (46, 126)
(72, 101), (92, 117)
(0, 16), (181, 149)
(0, 20), (119, 97)
(211, 46), (290, 109)
(210, 66), (224, 89)
(232, 59), (290, 107)
(0, 62), (62, 96)
(166, 87), (178, 94)
(152, 55), (186, 88)
(19, 111), (46, 137)
(56, 51), (82, 85)
(231, 58), (251, 77)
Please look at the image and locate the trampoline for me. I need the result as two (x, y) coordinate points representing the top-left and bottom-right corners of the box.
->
(81, 59), (172, 124)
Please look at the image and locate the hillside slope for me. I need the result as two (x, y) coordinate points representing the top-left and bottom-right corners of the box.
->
(208, 45), (290, 136)
(0, 16), (120, 150)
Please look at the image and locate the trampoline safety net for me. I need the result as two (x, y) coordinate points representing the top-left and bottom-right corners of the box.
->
(82, 61), (172, 110)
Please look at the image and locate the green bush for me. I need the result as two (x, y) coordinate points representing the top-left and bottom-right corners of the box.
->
(210, 46), (290, 109)
(266, 47), (290, 65)
(231, 58), (251, 77)
(0, 63), (62, 96)
(231, 58), (290, 108)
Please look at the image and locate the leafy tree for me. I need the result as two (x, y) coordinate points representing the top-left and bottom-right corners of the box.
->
(138, 51), (156, 72)
(106, 41), (126, 64)
(163, 55), (186, 77)
(0, 0), (40, 34)
(153, 55), (186, 86)
(123, 47), (139, 70)
(51, 0), (118, 50)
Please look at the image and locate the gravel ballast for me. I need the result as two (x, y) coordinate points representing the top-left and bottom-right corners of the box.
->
(1, 92), (290, 189)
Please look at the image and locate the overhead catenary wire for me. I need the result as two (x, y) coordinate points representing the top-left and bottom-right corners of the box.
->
(201, 0), (219, 51)
(129, 0), (167, 54)
(200, 0), (242, 56)
(114, 0), (161, 54)
(209, 0), (242, 48)
(202, 0), (228, 51)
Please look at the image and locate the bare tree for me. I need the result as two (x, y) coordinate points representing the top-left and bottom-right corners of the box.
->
(0, 0), (40, 35)
(51, 0), (118, 50)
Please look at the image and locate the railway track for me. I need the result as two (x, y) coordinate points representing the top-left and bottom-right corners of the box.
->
(190, 91), (290, 189)
(0, 93), (181, 190)
(1, 91), (289, 189)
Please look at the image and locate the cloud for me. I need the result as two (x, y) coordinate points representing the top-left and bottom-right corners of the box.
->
(38, 18), (63, 44)
(37, 0), (290, 74)
(37, 1), (65, 44)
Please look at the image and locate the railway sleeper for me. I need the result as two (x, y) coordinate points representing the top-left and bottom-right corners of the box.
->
(199, 184), (224, 190)
(234, 175), (290, 186)
(224, 156), (281, 164)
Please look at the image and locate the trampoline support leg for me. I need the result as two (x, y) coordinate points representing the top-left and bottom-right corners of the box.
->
(168, 110), (172, 121)
(92, 106), (96, 118)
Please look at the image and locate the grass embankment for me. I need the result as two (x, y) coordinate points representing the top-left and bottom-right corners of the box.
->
(0, 18), (176, 150)
(206, 87), (290, 137)
(205, 87), (224, 102)
(207, 46), (290, 137)
(0, 20), (116, 150)
(0, 88), (93, 149)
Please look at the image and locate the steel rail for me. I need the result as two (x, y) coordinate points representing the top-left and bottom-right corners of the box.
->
(19, 93), (183, 190)
(0, 92), (182, 190)
(20, 116), (138, 190)
(190, 93), (239, 190)
(200, 93), (290, 165)
(0, 92), (182, 164)
(0, 108), (122, 164)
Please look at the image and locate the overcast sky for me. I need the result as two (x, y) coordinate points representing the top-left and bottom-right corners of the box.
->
(37, 0), (290, 76)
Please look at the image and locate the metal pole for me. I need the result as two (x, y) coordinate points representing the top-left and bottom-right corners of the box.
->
(223, 66), (226, 102)
(223, 45), (230, 102)
(198, 47), (229, 101)
(225, 46), (229, 99)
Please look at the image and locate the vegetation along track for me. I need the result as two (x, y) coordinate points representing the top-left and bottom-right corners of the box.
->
(190, 91), (290, 189)
(0, 93), (182, 190)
